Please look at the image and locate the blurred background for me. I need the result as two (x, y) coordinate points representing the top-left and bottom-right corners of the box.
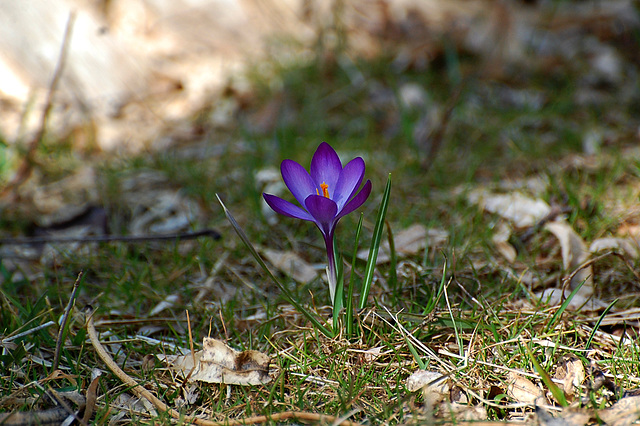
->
(1, 0), (637, 152)
(0, 0), (639, 252)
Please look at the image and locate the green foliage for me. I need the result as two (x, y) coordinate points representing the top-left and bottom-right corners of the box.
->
(359, 174), (391, 310)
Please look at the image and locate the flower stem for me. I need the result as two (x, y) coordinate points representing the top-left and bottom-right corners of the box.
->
(324, 234), (337, 304)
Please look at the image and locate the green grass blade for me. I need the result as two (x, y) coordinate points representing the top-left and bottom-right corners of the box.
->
(216, 194), (332, 337)
(424, 260), (447, 315)
(405, 336), (426, 370)
(523, 342), (568, 407)
(332, 245), (344, 333)
(544, 278), (587, 333)
(359, 174), (391, 310)
(346, 213), (364, 337)
(385, 220), (397, 297)
(586, 298), (618, 349)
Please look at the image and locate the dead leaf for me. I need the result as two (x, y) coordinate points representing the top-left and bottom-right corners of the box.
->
(443, 402), (488, 422)
(148, 294), (180, 317)
(493, 222), (517, 263)
(554, 354), (585, 397)
(261, 248), (317, 283)
(468, 190), (551, 228)
(535, 288), (607, 311)
(82, 370), (102, 424)
(506, 372), (543, 405)
(585, 307), (640, 326)
(113, 393), (158, 418)
(599, 395), (640, 426)
(174, 384), (199, 408)
(357, 224), (447, 264)
(544, 220), (590, 274)
(406, 370), (449, 394)
(159, 337), (271, 386)
(590, 237), (639, 258)
(536, 405), (592, 426)
(350, 346), (384, 363)
(544, 221), (594, 302)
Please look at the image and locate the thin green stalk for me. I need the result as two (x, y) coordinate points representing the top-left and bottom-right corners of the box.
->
(406, 337), (426, 370)
(523, 342), (568, 407)
(359, 174), (391, 310)
(346, 213), (364, 337)
(216, 194), (332, 337)
(332, 241), (344, 333)
(424, 260), (447, 315)
(586, 298), (618, 349)
(544, 278), (587, 333)
(443, 278), (463, 358)
(385, 220), (397, 298)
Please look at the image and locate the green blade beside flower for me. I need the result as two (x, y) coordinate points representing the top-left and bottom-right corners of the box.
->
(346, 213), (364, 337)
(359, 174), (391, 310)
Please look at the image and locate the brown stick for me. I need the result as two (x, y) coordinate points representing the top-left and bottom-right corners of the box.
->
(85, 308), (363, 426)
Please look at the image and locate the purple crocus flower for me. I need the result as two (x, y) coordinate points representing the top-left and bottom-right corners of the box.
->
(263, 142), (372, 303)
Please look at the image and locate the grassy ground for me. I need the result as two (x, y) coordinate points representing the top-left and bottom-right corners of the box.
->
(2, 10), (640, 424)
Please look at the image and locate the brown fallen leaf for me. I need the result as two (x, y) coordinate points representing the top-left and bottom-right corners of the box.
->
(598, 395), (640, 426)
(468, 190), (551, 228)
(554, 354), (585, 397)
(535, 287), (607, 312)
(260, 248), (317, 283)
(493, 222), (517, 263)
(536, 405), (592, 426)
(506, 372), (543, 405)
(442, 402), (488, 422)
(158, 337), (271, 386)
(544, 221), (590, 275)
(590, 237), (640, 258)
(539, 220), (606, 311)
(406, 370), (449, 395)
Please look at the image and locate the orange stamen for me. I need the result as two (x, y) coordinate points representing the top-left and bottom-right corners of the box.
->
(320, 182), (330, 198)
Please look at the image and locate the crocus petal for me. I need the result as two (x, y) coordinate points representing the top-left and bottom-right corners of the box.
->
(304, 194), (338, 237)
(310, 142), (342, 191)
(336, 179), (372, 220)
(263, 194), (314, 222)
(332, 157), (365, 210)
(281, 159), (317, 206)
